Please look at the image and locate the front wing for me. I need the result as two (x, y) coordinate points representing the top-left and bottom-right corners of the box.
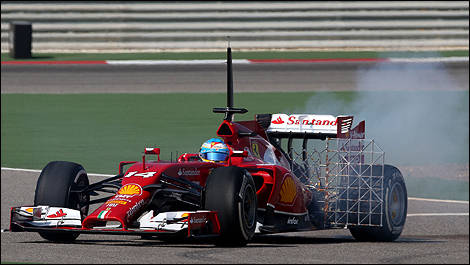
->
(10, 206), (221, 238)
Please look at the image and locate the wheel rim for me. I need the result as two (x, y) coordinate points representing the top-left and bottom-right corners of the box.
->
(389, 183), (405, 226)
(242, 185), (256, 229)
(72, 175), (89, 219)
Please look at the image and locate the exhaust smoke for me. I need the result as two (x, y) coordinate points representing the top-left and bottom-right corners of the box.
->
(297, 60), (469, 199)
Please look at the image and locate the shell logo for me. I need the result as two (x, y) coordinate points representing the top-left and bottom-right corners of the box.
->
(117, 184), (142, 196)
(279, 176), (296, 204)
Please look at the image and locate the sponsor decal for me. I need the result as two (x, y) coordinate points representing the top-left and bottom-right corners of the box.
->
(98, 208), (112, 219)
(111, 195), (133, 201)
(177, 168), (200, 176)
(106, 200), (128, 205)
(210, 142), (224, 149)
(181, 213), (190, 218)
(189, 216), (207, 224)
(24, 208), (34, 213)
(127, 199), (145, 218)
(287, 217), (298, 225)
(201, 141), (227, 152)
(117, 184), (142, 196)
(271, 116), (285, 124)
(287, 116), (337, 126)
(47, 209), (67, 218)
(268, 114), (339, 134)
(279, 176), (297, 204)
(251, 142), (261, 159)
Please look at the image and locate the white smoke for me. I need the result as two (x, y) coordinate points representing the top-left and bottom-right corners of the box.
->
(298, 61), (469, 166)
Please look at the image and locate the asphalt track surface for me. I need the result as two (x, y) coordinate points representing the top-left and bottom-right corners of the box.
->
(1, 61), (469, 263)
(1, 170), (468, 264)
(1, 61), (469, 93)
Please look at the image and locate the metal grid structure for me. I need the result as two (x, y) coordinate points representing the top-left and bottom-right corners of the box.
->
(287, 138), (385, 227)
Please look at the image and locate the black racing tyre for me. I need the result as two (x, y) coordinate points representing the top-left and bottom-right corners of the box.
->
(204, 166), (257, 246)
(349, 165), (407, 242)
(34, 161), (90, 242)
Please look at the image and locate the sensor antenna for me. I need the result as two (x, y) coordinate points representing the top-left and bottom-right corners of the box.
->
(212, 40), (248, 121)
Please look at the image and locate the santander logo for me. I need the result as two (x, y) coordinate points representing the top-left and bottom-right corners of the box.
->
(271, 116), (285, 124)
(268, 114), (339, 134)
(272, 115), (337, 126)
(286, 116), (337, 126)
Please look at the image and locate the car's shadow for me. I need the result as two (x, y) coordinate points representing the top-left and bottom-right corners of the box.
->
(20, 234), (444, 248)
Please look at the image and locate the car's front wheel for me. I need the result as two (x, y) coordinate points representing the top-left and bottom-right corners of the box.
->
(34, 161), (90, 242)
(204, 166), (257, 246)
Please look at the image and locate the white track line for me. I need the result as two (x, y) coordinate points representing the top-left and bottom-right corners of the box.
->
(2, 57), (468, 66)
(388, 56), (469, 63)
(105, 57), (468, 65)
(1, 167), (41, 173)
(407, 213), (469, 217)
(106, 59), (250, 65)
(1, 167), (113, 177)
(408, 197), (469, 204)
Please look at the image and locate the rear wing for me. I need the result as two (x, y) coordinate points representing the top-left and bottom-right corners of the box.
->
(257, 113), (365, 139)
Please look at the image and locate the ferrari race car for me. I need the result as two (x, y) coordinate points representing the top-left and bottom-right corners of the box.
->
(10, 47), (408, 246)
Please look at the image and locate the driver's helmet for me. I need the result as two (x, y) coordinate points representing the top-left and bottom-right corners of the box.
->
(199, 138), (230, 163)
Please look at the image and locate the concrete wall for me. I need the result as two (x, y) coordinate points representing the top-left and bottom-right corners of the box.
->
(1, 1), (468, 52)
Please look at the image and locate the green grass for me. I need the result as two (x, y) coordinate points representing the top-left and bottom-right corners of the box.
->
(1, 50), (468, 61)
(404, 176), (469, 201)
(1, 92), (316, 173)
(2, 91), (468, 200)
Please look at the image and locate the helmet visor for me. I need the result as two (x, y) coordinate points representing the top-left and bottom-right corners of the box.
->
(202, 152), (228, 162)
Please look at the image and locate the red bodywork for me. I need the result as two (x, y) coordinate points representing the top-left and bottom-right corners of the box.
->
(82, 119), (313, 231)
(10, 114), (366, 238)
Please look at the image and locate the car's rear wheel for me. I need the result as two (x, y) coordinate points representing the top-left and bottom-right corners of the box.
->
(34, 161), (90, 242)
(204, 166), (257, 246)
(349, 165), (407, 242)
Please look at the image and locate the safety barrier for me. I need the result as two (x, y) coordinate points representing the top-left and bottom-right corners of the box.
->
(1, 1), (468, 52)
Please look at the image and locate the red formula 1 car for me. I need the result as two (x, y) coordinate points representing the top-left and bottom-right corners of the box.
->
(10, 48), (407, 246)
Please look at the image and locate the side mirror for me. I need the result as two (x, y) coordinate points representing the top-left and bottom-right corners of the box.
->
(145, 148), (160, 155)
(231, 150), (248, 157)
(228, 150), (248, 166)
(144, 147), (161, 163)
